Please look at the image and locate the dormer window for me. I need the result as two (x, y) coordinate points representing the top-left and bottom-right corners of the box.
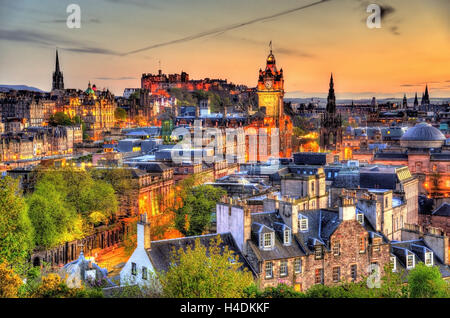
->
(425, 252), (433, 266)
(299, 218), (308, 232)
(283, 229), (291, 245)
(390, 256), (397, 272)
(356, 213), (364, 225)
(260, 232), (274, 250)
(407, 254), (415, 269)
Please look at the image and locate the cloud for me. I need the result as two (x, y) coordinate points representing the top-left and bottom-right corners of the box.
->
(123, 0), (333, 55)
(225, 36), (316, 58)
(103, 0), (160, 9)
(41, 18), (101, 24)
(0, 28), (121, 56)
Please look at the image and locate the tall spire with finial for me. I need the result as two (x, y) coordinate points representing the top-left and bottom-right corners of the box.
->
(52, 48), (64, 91)
(326, 73), (336, 114)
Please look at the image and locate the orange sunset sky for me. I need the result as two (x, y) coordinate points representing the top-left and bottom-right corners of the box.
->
(0, 0), (449, 98)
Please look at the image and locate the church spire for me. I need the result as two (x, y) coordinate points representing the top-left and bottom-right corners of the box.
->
(52, 49), (64, 91)
(326, 73), (336, 114)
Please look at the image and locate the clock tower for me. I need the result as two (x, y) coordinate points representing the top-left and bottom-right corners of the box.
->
(257, 45), (284, 120)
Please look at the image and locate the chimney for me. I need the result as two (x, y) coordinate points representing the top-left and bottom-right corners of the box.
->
(339, 195), (356, 222)
(279, 201), (299, 234)
(137, 213), (151, 250)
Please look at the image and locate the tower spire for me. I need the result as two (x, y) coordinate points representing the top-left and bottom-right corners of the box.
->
(55, 49), (60, 73)
(269, 40), (272, 54)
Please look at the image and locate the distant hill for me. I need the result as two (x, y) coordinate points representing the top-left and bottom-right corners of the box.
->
(0, 85), (45, 92)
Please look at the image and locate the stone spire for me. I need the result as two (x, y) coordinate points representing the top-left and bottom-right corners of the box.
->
(403, 94), (407, 108)
(52, 49), (64, 91)
(414, 92), (419, 108)
(326, 73), (336, 114)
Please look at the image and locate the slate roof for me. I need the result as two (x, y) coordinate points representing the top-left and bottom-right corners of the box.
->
(147, 233), (256, 275)
(391, 240), (450, 278)
(433, 202), (450, 217)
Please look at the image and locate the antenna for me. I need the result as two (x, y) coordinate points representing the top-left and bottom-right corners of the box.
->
(269, 40), (272, 53)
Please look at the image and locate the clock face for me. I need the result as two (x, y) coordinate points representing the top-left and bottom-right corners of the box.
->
(265, 79), (273, 89)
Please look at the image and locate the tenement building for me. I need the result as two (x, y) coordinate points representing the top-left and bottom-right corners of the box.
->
(216, 196), (391, 291)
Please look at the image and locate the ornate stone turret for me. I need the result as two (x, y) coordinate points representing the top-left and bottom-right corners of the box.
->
(320, 73), (343, 151)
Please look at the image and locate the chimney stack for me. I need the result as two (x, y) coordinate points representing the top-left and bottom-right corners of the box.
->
(339, 195), (356, 222)
(137, 213), (151, 250)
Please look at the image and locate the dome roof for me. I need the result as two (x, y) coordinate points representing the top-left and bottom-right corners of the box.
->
(400, 122), (445, 149)
(401, 123), (445, 142)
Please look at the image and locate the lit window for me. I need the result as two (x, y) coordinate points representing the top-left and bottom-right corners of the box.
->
(407, 254), (414, 269)
(333, 242), (340, 256)
(425, 252), (433, 266)
(283, 229), (291, 245)
(294, 258), (302, 274)
(315, 268), (324, 284)
(373, 238), (381, 252)
(280, 260), (288, 277)
(265, 262), (273, 279)
(299, 218), (308, 231)
(131, 262), (137, 276)
(332, 267), (340, 283)
(359, 236), (366, 253)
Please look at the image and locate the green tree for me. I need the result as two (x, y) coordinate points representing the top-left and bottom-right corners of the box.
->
(378, 264), (407, 298)
(158, 236), (254, 298)
(114, 107), (127, 121)
(174, 184), (225, 236)
(27, 179), (81, 248)
(49, 112), (74, 126)
(407, 262), (449, 298)
(0, 177), (34, 271)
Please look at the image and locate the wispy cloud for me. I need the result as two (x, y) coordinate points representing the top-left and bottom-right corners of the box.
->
(0, 28), (121, 55)
(225, 36), (316, 58)
(356, 1), (400, 35)
(123, 0), (333, 55)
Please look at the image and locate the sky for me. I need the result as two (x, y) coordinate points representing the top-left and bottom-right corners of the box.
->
(0, 0), (449, 99)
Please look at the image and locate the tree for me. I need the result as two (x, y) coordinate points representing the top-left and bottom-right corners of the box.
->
(114, 107), (127, 122)
(30, 273), (103, 298)
(49, 112), (74, 126)
(378, 264), (407, 298)
(0, 177), (34, 271)
(174, 184), (225, 236)
(407, 262), (449, 298)
(0, 261), (23, 298)
(158, 236), (253, 298)
(27, 181), (81, 248)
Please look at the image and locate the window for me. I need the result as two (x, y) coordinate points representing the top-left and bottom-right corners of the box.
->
(142, 267), (148, 280)
(390, 256), (397, 272)
(263, 232), (273, 249)
(280, 260), (288, 277)
(407, 254), (414, 269)
(359, 235), (366, 253)
(283, 229), (291, 245)
(311, 181), (314, 194)
(314, 245), (323, 260)
(373, 238), (381, 252)
(385, 197), (389, 208)
(294, 258), (302, 274)
(315, 268), (324, 284)
(425, 252), (433, 266)
(351, 265), (357, 281)
(357, 213), (364, 225)
(332, 242), (340, 256)
(131, 262), (137, 276)
(265, 262), (273, 279)
(332, 267), (341, 283)
(299, 218), (308, 231)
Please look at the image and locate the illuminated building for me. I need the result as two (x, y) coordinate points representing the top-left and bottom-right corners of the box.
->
(254, 46), (293, 160)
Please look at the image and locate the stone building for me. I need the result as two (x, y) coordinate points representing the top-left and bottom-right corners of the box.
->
(216, 196), (391, 291)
